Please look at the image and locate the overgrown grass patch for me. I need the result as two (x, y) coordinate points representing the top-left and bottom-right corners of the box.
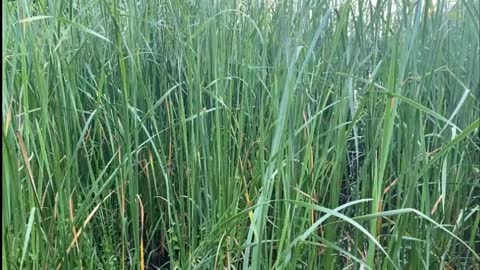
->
(2, 0), (479, 269)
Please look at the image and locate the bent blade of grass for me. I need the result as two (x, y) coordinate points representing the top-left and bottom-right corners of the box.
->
(60, 109), (98, 191)
(294, 98), (344, 136)
(192, 9), (264, 44)
(17, 15), (54, 24)
(420, 118), (480, 179)
(66, 191), (115, 254)
(353, 208), (480, 261)
(139, 83), (182, 120)
(385, 92), (462, 132)
(17, 15), (110, 43)
(339, 76), (464, 133)
(439, 88), (470, 135)
(276, 199), (398, 270)
(274, 199), (371, 269)
(56, 17), (111, 43)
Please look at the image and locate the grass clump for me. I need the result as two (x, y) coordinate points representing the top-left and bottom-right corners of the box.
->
(2, 0), (479, 269)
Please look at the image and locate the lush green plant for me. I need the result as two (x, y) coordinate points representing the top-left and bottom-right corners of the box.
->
(2, 0), (479, 269)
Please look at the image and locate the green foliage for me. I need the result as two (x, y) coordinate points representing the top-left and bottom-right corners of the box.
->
(2, 0), (479, 269)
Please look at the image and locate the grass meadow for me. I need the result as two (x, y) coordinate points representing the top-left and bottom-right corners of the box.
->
(2, 0), (480, 269)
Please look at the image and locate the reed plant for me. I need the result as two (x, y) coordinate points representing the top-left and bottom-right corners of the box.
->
(2, 0), (479, 269)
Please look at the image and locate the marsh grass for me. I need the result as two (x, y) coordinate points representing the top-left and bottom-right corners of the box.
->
(2, 0), (480, 269)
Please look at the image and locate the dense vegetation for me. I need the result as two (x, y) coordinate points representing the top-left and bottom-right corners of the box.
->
(2, 0), (479, 269)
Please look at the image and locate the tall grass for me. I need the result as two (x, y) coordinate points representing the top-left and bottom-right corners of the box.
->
(2, 0), (479, 269)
